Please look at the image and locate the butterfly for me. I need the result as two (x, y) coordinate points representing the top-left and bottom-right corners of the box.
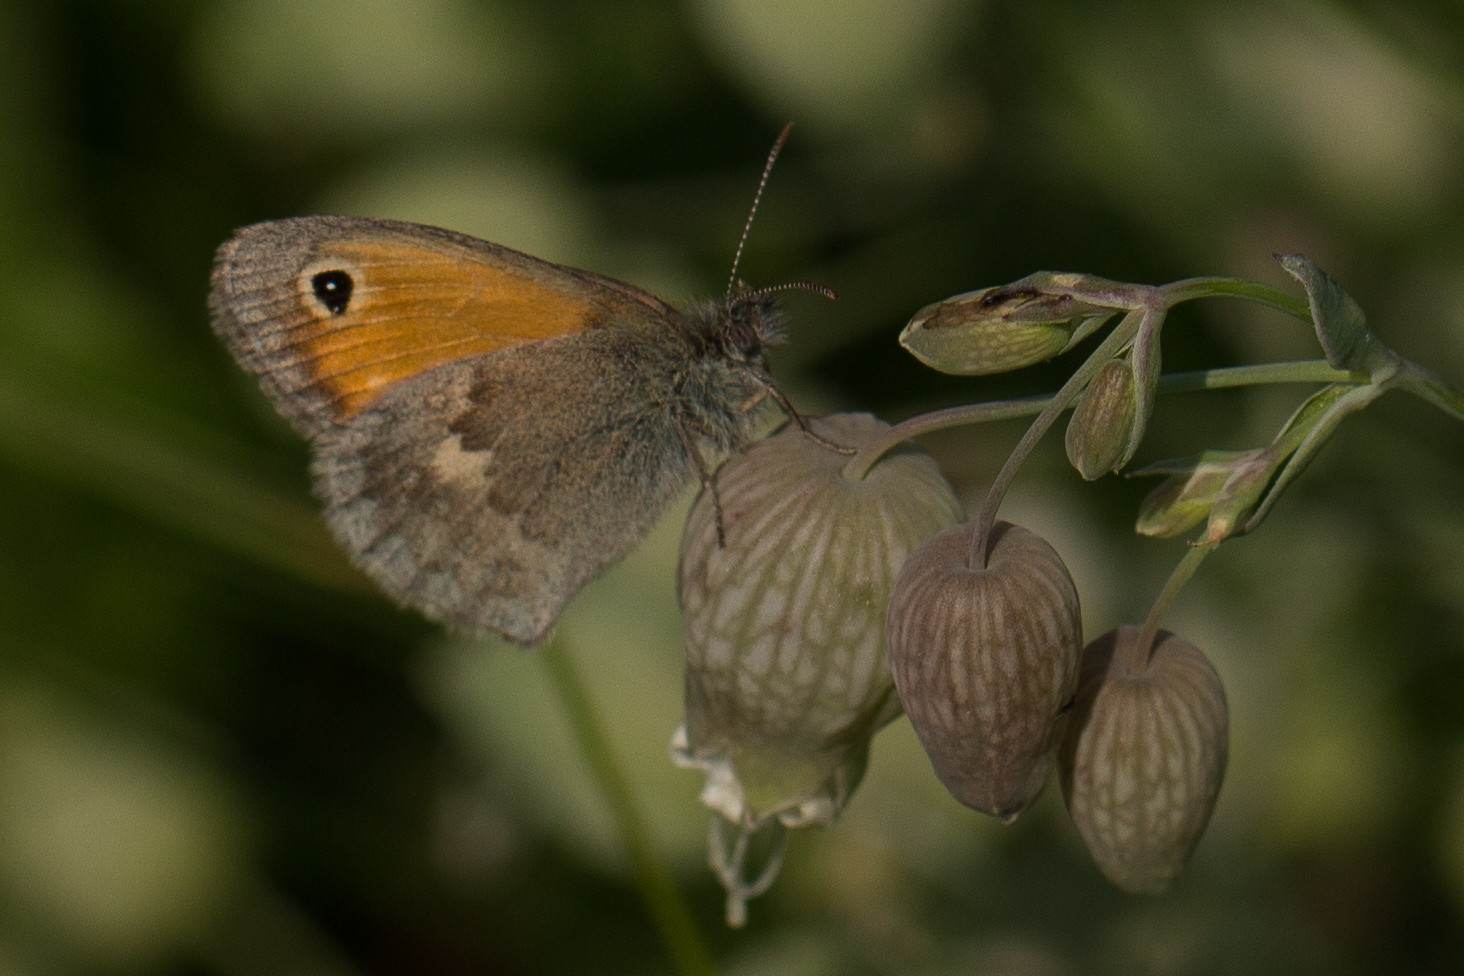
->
(208, 127), (831, 644)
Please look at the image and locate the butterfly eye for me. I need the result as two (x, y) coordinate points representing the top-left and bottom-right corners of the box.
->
(726, 318), (761, 358)
(311, 269), (354, 315)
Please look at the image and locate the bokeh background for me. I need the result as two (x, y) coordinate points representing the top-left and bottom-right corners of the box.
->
(3, 0), (1464, 973)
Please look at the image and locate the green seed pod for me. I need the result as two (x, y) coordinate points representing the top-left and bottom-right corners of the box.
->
(1065, 357), (1138, 480)
(1059, 625), (1229, 895)
(886, 521), (1083, 822)
(674, 413), (962, 923)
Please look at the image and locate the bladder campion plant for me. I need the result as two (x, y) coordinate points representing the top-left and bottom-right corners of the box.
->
(672, 255), (1464, 923)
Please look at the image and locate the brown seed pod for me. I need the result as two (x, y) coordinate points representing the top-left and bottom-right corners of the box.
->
(1059, 625), (1229, 894)
(886, 520), (1083, 821)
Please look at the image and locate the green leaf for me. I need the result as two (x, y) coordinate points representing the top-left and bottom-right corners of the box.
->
(1277, 254), (1397, 379)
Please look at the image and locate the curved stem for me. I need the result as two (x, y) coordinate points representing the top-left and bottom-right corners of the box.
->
(1159, 360), (1363, 392)
(842, 360), (1361, 482)
(1137, 542), (1217, 664)
(842, 395), (1051, 480)
(1161, 277), (1312, 322)
(968, 310), (1148, 565)
(542, 640), (717, 976)
(1394, 358), (1464, 423)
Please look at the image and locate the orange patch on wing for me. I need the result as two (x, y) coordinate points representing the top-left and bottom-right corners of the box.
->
(289, 241), (594, 419)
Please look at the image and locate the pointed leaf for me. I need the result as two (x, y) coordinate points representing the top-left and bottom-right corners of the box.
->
(1277, 254), (1397, 378)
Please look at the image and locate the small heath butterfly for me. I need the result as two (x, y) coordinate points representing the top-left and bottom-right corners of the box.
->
(209, 129), (823, 645)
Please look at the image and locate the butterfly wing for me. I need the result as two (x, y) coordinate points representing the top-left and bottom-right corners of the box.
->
(210, 216), (698, 643)
(209, 214), (681, 436)
(315, 335), (697, 643)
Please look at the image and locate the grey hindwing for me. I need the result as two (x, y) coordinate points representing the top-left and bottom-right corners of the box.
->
(311, 330), (695, 644)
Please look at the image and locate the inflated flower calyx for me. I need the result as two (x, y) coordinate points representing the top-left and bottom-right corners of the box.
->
(674, 412), (963, 925)
(886, 520), (1083, 821)
(1059, 625), (1229, 895)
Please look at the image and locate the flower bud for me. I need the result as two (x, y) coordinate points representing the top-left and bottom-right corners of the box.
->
(1059, 626), (1228, 894)
(1065, 357), (1138, 480)
(1133, 449), (1276, 542)
(1135, 383), (1358, 542)
(900, 279), (1114, 376)
(1133, 449), (1261, 538)
(886, 521), (1083, 821)
(674, 412), (962, 923)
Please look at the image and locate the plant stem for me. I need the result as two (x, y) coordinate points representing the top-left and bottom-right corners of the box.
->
(841, 360), (1359, 481)
(541, 640), (717, 976)
(841, 395), (1051, 480)
(1137, 543), (1217, 663)
(1395, 358), (1464, 423)
(1159, 360), (1363, 392)
(1160, 277), (1313, 321)
(968, 310), (1149, 564)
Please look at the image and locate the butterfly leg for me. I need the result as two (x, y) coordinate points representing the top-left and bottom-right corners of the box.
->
(759, 381), (856, 455)
(736, 387), (772, 413)
(674, 417), (728, 547)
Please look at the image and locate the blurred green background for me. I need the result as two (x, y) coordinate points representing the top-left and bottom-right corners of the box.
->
(2, 0), (1464, 973)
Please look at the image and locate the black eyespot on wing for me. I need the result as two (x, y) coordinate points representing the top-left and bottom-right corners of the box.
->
(312, 270), (354, 315)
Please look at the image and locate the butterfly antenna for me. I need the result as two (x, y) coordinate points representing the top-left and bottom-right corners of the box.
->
(726, 122), (795, 303)
(741, 280), (838, 302)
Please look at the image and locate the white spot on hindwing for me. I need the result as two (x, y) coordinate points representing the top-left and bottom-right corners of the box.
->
(431, 433), (491, 485)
